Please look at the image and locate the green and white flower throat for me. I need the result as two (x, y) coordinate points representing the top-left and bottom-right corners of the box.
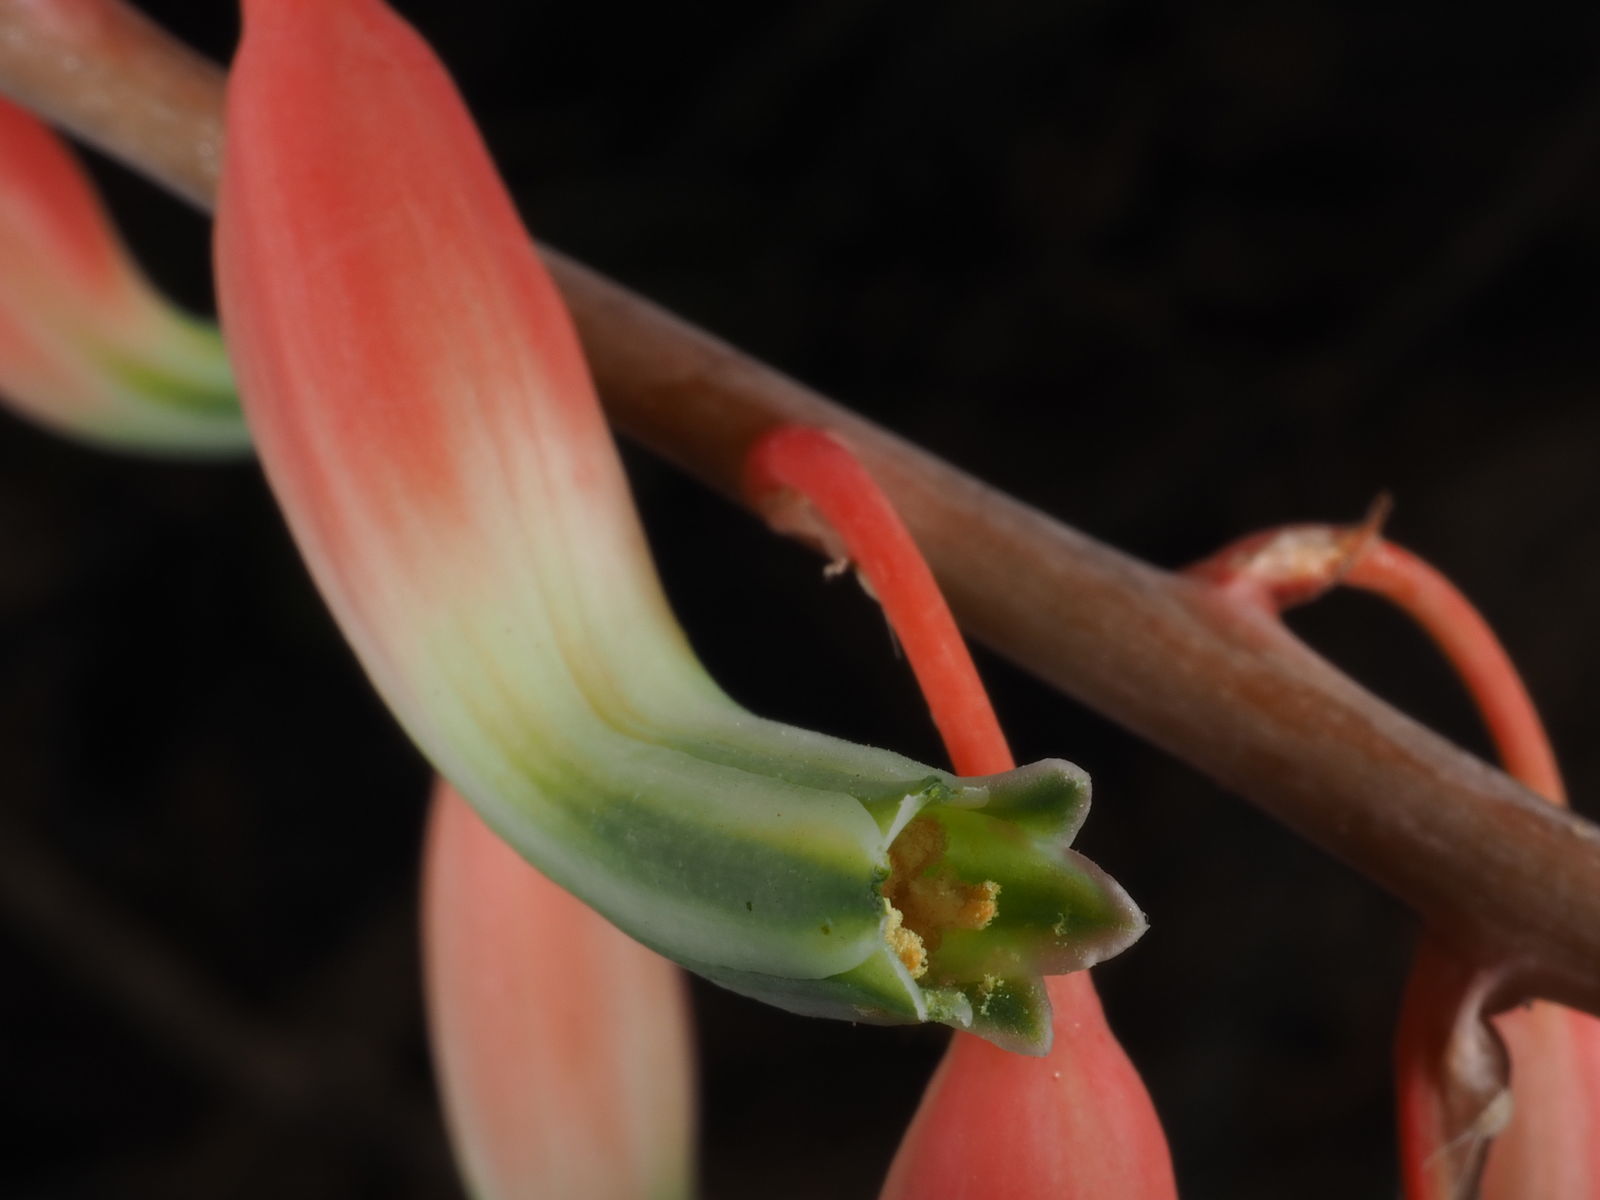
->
(414, 569), (1144, 1056)
(211, 0), (1147, 1056)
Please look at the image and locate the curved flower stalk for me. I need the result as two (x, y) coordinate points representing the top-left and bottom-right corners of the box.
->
(215, 0), (1143, 1053)
(1350, 544), (1600, 1200)
(424, 782), (696, 1200)
(0, 94), (244, 454)
(745, 427), (1177, 1197)
(745, 426), (1015, 778)
(1192, 521), (1600, 1199)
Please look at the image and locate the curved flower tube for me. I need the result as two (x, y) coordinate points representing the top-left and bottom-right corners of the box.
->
(215, 0), (1143, 1053)
(424, 782), (696, 1200)
(0, 94), (244, 454)
(883, 973), (1176, 1200)
(0, 100), (699, 1191)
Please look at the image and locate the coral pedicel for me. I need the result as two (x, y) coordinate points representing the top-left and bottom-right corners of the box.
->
(1193, 521), (1600, 1199)
(746, 426), (1175, 1197)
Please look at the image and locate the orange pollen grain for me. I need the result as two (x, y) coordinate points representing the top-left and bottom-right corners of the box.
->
(882, 817), (1000, 977)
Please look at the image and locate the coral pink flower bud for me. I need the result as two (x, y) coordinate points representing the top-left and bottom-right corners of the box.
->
(424, 783), (696, 1199)
(0, 95), (242, 453)
(881, 946), (1176, 1199)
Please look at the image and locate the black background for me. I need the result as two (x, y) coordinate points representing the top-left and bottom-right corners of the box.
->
(4, 1), (1600, 1196)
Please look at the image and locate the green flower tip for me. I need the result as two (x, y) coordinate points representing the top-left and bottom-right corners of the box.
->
(86, 318), (252, 457)
(684, 758), (1145, 1055)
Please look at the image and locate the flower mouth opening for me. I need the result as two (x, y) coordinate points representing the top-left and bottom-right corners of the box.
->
(882, 815), (1001, 979)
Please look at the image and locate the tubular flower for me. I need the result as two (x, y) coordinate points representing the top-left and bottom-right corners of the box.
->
(424, 782), (696, 1200)
(215, 0), (1143, 1053)
(0, 104), (699, 1192)
(882, 973), (1176, 1200)
(0, 94), (244, 454)
(745, 427), (1176, 1198)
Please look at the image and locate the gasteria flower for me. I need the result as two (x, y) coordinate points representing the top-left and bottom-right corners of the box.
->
(0, 89), (697, 1192)
(424, 782), (696, 1199)
(882, 974), (1177, 1200)
(0, 94), (245, 454)
(215, 0), (1144, 1053)
(744, 427), (1176, 1198)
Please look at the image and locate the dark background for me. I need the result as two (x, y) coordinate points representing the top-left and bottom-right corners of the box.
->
(4, 1), (1600, 1196)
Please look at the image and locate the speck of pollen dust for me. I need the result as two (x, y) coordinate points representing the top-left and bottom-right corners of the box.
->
(880, 816), (1000, 977)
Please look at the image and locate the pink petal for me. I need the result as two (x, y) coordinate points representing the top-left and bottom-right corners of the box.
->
(423, 783), (696, 1199)
(882, 973), (1176, 1200)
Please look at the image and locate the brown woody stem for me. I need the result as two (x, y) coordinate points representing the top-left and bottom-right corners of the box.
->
(3, 0), (1598, 1015)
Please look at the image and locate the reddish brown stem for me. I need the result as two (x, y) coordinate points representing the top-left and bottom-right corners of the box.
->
(0, 0), (222, 210)
(4, 0), (1600, 1018)
(1191, 521), (1566, 809)
(1193, 523), (1585, 1199)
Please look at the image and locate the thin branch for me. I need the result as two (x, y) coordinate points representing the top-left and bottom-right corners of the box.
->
(0, 0), (222, 209)
(2, 0), (1598, 1015)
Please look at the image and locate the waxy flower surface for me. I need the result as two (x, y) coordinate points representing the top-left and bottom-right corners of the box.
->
(424, 782), (696, 1200)
(0, 96), (700, 1196)
(0, 94), (244, 453)
(1480, 996), (1600, 1198)
(883, 973), (1177, 1199)
(214, 0), (1143, 1053)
